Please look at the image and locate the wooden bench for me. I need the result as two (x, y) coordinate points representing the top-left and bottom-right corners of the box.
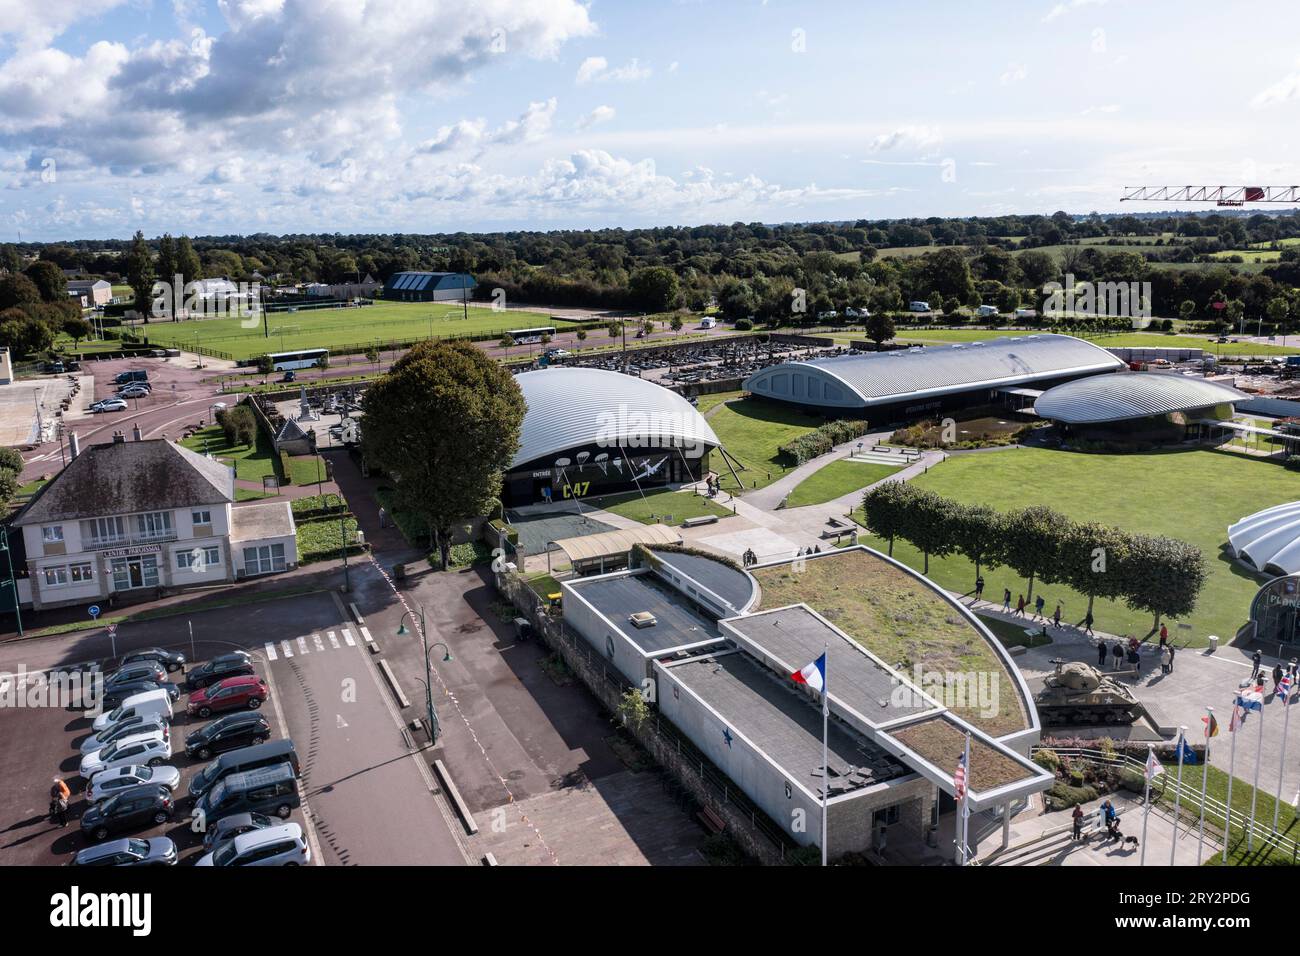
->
(696, 806), (726, 834)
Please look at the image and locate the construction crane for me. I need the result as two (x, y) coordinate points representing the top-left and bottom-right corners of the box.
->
(1120, 185), (1300, 206)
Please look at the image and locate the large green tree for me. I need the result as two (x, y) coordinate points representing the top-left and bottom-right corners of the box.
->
(1002, 504), (1067, 601)
(125, 231), (155, 321)
(24, 261), (67, 302)
(628, 266), (680, 313)
(1118, 533), (1207, 632)
(864, 312), (895, 347)
(362, 340), (525, 569)
(0, 273), (41, 310)
(948, 503), (1006, 588)
(861, 480), (916, 556)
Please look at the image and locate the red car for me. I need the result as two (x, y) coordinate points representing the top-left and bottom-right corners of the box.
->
(187, 675), (268, 718)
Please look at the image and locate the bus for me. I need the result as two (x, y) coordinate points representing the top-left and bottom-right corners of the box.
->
(505, 327), (556, 344)
(266, 348), (329, 371)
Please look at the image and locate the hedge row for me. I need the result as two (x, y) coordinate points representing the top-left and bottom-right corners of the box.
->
(778, 418), (874, 465)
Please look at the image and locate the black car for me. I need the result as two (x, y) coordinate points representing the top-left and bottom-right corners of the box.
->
(186, 652), (256, 690)
(80, 785), (174, 842)
(120, 648), (186, 673)
(99, 681), (181, 710)
(186, 712), (271, 760)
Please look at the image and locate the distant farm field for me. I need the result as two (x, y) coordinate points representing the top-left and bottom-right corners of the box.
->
(131, 300), (570, 360)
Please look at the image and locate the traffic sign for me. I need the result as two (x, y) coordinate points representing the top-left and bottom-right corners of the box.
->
(107, 623), (117, 637)
(88, 605), (100, 620)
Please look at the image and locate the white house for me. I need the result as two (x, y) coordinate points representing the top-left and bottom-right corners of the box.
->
(12, 435), (297, 610)
(67, 279), (112, 308)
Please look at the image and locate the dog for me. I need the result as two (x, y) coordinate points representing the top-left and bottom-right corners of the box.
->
(1123, 834), (1140, 849)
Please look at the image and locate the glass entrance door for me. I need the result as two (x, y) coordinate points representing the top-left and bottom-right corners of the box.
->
(111, 555), (160, 591)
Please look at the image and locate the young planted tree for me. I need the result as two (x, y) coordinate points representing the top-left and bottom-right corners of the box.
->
(860, 480), (915, 556)
(362, 340), (525, 569)
(864, 312), (895, 347)
(1002, 504), (1066, 601)
(899, 487), (958, 576)
(1058, 521), (1130, 621)
(948, 503), (1006, 589)
(1118, 533), (1207, 633)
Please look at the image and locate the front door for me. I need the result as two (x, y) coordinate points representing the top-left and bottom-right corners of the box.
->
(111, 555), (160, 591)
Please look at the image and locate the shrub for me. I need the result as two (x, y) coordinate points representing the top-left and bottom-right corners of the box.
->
(219, 404), (256, 447)
(735, 317), (753, 331)
(1286, 456), (1300, 472)
(279, 450), (293, 485)
(256, 354), (273, 374)
(1044, 781), (1098, 812)
(778, 418), (873, 465)
(1032, 748), (1061, 773)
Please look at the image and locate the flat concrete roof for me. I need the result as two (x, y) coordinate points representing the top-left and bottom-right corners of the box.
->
(723, 604), (938, 729)
(662, 650), (908, 797)
(567, 571), (723, 656)
(649, 548), (755, 613)
(230, 500), (296, 542)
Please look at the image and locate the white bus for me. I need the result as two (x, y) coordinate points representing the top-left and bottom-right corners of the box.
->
(266, 348), (329, 371)
(505, 326), (556, 344)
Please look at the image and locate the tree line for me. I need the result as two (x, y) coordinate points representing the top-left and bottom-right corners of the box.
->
(860, 481), (1207, 631)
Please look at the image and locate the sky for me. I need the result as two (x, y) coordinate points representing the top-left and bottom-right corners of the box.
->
(0, 0), (1295, 242)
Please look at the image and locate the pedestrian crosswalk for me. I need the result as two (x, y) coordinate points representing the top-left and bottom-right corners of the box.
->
(264, 629), (358, 662)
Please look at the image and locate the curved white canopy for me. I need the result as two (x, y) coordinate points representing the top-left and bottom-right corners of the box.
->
(1229, 501), (1300, 575)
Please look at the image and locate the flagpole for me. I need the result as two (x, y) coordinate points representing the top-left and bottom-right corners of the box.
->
(821, 643), (828, 868)
(1196, 706), (1213, 866)
(961, 732), (972, 866)
(1140, 744), (1154, 866)
(1224, 696), (1241, 865)
(1274, 685), (1293, 833)
(1248, 684), (1266, 851)
(1169, 725), (1187, 866)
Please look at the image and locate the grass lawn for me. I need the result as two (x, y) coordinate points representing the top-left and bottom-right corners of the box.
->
(1154, 760), (1300, 866)
(852, 446), (1288, 647)
(708, 398), (825, 492)
(977, 614), (1053, 649)
(823, 326), (1300, 356)
(181, 425), (276, 483)
(588, 487), (734, 526)
(129, 300), (567, 360)
(751, 548), (1028, 736)
(296, 514), (361, 564)
(286, 453), (327, 487)
(785, 459), (900, 508)
(695, 389), (743, 416)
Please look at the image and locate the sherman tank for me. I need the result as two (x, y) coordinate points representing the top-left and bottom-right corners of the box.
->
(1033, 659), (1146, 726)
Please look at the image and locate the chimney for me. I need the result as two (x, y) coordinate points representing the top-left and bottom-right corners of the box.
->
(68, 432), (80, 459)
(112, 431), (125, 444)
(132, 423), (143, 442)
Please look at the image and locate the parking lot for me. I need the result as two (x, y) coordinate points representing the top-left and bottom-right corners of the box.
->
(0, 589), (466, 866)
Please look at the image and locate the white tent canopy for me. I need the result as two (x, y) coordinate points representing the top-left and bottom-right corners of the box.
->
(1229, 501), (1300, 575)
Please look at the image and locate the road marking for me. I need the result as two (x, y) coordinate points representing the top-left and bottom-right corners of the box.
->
(265, 643), (278, 661)
(359, 626), (372, 643)
(336, 714), (349, 729)
(280, 640), (293, 658)
(297, 636), (309, 655)
(328, 631), (339, 649)
(313, 634), (325, 652)
(258, 655), (324, 867)
(342, 629), (356, 647)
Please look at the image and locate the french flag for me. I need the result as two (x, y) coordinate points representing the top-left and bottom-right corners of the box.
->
(791, 653), (827, 693)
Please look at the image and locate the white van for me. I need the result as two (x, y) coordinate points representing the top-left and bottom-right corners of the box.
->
(700, 316), (717, 329)
(92, 688), (173, 732)
(1013, 307), (1037, 320)
(977, 304), (999, 318)
(908, 301), (930, 313)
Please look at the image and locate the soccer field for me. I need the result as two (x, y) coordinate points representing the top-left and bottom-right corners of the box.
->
(131, 300), (570, 360)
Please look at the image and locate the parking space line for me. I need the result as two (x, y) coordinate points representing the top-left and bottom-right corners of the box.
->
(313, 634), (325, 653)
(328, 631), (340, 649)
(342, 629), (356, 647)
(265, 643), (278, 661)
(281, 640), (294, 658)
(297, 636), (309, 655)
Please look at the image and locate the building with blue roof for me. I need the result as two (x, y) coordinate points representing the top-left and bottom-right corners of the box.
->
(382, 271), (476, 302)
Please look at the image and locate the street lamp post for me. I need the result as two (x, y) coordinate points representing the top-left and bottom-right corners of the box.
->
(0, 529), (22, 637)
(321, 491), (349, 591)
(397, 606), (452, 743)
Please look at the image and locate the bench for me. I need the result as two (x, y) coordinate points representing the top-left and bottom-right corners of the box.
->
(696, 806), (726, 834)
(682, 515), (719, 528)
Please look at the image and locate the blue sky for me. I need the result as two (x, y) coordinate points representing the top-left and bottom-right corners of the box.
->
(0, 0), (1293, 241)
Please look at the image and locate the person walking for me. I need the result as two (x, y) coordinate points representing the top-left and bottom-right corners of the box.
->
(1083, 610), (1094, 636)
(1002, 588), (1012, 613)
(1167, 642), (1176, 673)
(1034, 594), (1045, 620)
(1275, 662), (1285, 694)
(1112, 641), (1124, 671)
(1160, 644), (1172, 675)
(1102, 800), (1118, 839)
(49, 778), (69, 828)
(1053, 602), (1062, 629)
(1015, 594), (1026, 618)
(974, 575), (985, 603)
(1072, 804), (1084, 841)
(1159, 623), (1168, 648)
(1251, 649), (1263, 680)
(1097, 640), (1108, 667)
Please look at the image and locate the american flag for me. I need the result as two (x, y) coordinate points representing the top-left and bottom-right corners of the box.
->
(1280, 674), (1293, 704)
(954, 750), (968, 801)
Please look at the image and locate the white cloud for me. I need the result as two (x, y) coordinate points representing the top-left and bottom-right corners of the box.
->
(866, 125), (943, 153)
(576, 105), (616, 129)
(1081, 103), (1121, 115)
(1251, 63), (1300, 109)
(1042, 0), (1110, 23)
(1000, 62), (1029, 85)
(421, 99), (557, 155)
(0, 0), (127, 46)
(575, 55), (651, 84)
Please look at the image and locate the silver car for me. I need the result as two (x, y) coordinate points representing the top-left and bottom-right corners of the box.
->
(197, 823), (310, 866)
(72, 837), (177, 867)
(86, 764), (182, 804)
(79, 713), (168, 754)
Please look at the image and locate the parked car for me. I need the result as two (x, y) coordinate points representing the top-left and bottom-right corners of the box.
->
(105, 661), (168, 689)
(44, 361), (66, 374)
(89, 398), (127, 414)
(80, 785), (174, 841)
(189, 740), (300, 801)
(98, 680), (179, 711)
(185, 712), (271, 760)
(185, 652), (255, 690)
(117, 385), (151, 400)
(115, 370), (149, 385)
(196, 822), (310, 866)
(86, 764), (182, 804)
(201, 811), (277, 852)
(193, 762), (300, 823)
(187, 675), (268, 718)
(79, 713), (168, 754)
(92, 689), (173, 732)
(71, 837), (177, 867)
(80, 730), (173, 780)
(120, 647), (186, 673)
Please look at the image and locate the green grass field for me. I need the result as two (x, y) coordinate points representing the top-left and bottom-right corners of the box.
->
(180, 424), (324, 493)
(1155, 760), (1300, 866)
(851, 446), (1291, 646)
(784, 459), (900, 508)
(707, 398), (825, 491)
(589, 487), (734, 526)
(131, 300), (567, 360)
